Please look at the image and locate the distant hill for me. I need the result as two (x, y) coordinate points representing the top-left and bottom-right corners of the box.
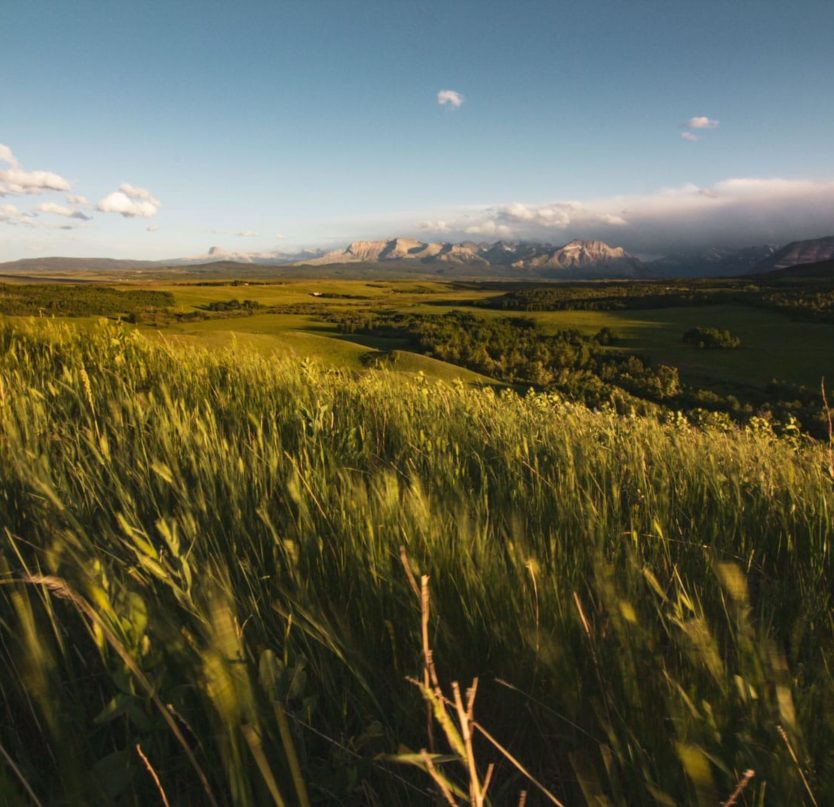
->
(647, 245), (776, 278)
(0, 257), (159, 274)
(756, 235), (834, 272)
(764, 258), (834, 281)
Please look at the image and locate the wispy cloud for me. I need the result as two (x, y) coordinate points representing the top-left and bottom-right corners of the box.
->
(236, 230), (258, 237)
(66, 193), (90, 206)
(0, 203), (37, 226)
(98, 183), (161, 218)
(37, 201), (92, 220)
(687, 116), (719, 129)
(680, 131), (700, 142)
(146, 224), (159, 232)
(437, 89), (464, 109)
(0, 143), (71, 197)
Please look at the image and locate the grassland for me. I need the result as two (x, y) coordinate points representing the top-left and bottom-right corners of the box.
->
(3, 277), (833, 393)
(0, 317), (832, 805)
(155, 280), (834, 391)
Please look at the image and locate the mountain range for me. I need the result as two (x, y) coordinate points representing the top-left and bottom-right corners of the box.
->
(305, 237), (643, 275)
(290, 236), (830, 278)
(3, 235), (834, 279)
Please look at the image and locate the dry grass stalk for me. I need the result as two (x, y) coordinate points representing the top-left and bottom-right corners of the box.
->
(777, 725), (818, 806)
(135, 743), (171, 807)
(401, 558), (565, 807)
(422, 574), (438, 752)
(721, 768), (754, 807)
(420, 750), (458, 807)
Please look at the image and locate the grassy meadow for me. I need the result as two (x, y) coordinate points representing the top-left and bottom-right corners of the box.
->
(143, 281), (834, 391)
(0, 313), (832, 805)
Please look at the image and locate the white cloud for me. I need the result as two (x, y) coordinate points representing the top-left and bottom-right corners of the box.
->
(687, 116), (719, 129)
(414, 176), (834, 251)
(464, 220), (514, 237)
(0, 144), (72, 197)
(680, 131), (700, 142)
(119, 183), (159, 203)
(0, 203), (36, 226)
(37, 201), (92, 221)
(420, 219), (451, 233)
(98, 183), (161, 218)
(437, 89), (464, 109)
(236, 230), (258, 237)
(0, 145), (17, 166)
(146, 224), (159, 232)
(66, 193), (90, 205)
(275, 233), (286, 240)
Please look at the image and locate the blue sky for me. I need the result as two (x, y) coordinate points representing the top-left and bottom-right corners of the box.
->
(2, 0), (834, 260)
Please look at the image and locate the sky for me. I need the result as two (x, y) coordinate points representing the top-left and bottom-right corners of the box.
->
(2, 0), (834, 261)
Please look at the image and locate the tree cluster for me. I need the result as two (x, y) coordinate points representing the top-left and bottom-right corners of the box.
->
(682, 327), (741, 349)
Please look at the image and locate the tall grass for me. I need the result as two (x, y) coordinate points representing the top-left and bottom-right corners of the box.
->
(0, 318), (831, 805)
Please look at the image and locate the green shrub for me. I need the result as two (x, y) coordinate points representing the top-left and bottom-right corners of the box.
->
(682, 326), (742, 349)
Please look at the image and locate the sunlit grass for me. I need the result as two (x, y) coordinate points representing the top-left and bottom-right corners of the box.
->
(0, 318), (831, 805)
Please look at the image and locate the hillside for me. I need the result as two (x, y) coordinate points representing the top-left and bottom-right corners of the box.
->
(758, 235), (834, 271)
(648, 245), (776, 278)
(0, 256), (159, 273)
(0, 320), (831, 804)
(765, 257), (834, 281)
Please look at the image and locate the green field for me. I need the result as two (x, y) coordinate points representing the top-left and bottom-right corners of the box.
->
(0, 318), (832, 805)
(6, 276), (833, 393)
(127, 279), (834, 393)
(4, 277), (834, 443)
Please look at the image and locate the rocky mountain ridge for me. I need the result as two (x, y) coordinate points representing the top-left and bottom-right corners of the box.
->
(306, 237), (642, 276)
(3, 235), (834, 279)
(307, 238), (489, 266)
(756, 236), (834, 271)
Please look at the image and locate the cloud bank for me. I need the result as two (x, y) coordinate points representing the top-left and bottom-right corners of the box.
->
(416, 177), (834, 252)
(98, 183), (161, 218)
